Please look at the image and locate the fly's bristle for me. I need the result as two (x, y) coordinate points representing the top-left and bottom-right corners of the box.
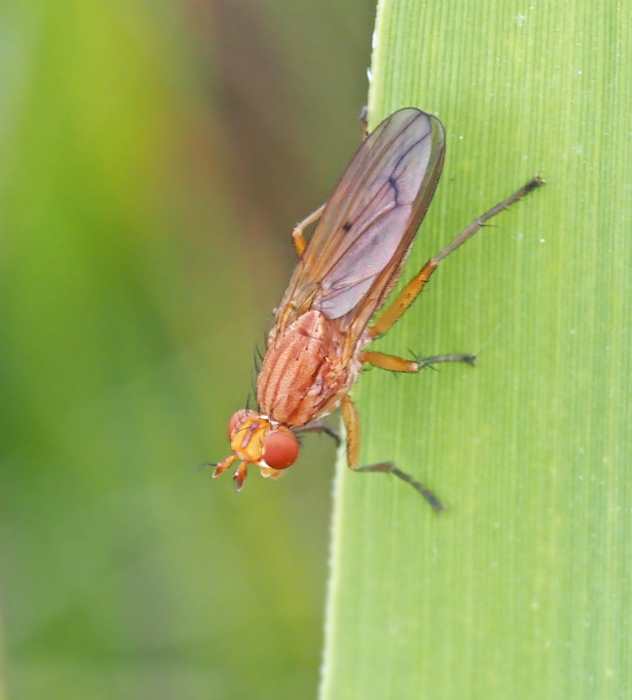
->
(250, 376), (258, 406)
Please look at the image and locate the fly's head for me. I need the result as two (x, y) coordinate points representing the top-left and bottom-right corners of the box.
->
(212, 409), (300, 491)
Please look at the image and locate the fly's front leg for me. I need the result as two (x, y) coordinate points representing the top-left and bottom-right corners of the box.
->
(295, 421), (341, 446)
(340, 395), (445, 512)
(292, 203), (326, 257)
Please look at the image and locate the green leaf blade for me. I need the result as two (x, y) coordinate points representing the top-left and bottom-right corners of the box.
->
(321, 1), (632, 698)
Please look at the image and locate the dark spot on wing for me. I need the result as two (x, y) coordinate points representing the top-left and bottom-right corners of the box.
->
(342, 221), (352, 232)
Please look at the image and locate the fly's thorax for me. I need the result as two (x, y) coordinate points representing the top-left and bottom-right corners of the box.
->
(228, 409), (299, 470)
(256, 310), (354, 427)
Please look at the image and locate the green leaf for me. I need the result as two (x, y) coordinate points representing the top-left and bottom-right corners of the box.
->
(320, 1), (632, 698)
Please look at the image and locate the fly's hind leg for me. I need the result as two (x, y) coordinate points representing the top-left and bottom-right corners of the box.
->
(292, 203), (326, 257)
(368, 175), (545, 340)
(359, 106), (369, 141)
(367, 257), (439, 339)
(340, 395), (445, 512)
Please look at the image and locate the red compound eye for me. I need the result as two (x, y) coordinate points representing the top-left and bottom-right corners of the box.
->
(228, 409), (252, 439)
(263, 430), (299, 469)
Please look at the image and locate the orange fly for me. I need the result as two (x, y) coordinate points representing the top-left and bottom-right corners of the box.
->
(212, 108), (543, 510)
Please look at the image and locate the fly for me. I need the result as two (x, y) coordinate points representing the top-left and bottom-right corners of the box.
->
(212, 107), (544, 510)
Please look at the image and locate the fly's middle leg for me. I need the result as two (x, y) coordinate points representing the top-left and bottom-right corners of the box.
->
(340, 395), (445, 512)
(292, 203), (326, 257)
(360, 351), (475, 373)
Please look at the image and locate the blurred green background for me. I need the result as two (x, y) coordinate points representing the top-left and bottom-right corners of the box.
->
(0, 1), (375, 698)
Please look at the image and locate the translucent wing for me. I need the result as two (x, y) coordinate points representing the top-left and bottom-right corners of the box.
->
(275, 108), (445, 336)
